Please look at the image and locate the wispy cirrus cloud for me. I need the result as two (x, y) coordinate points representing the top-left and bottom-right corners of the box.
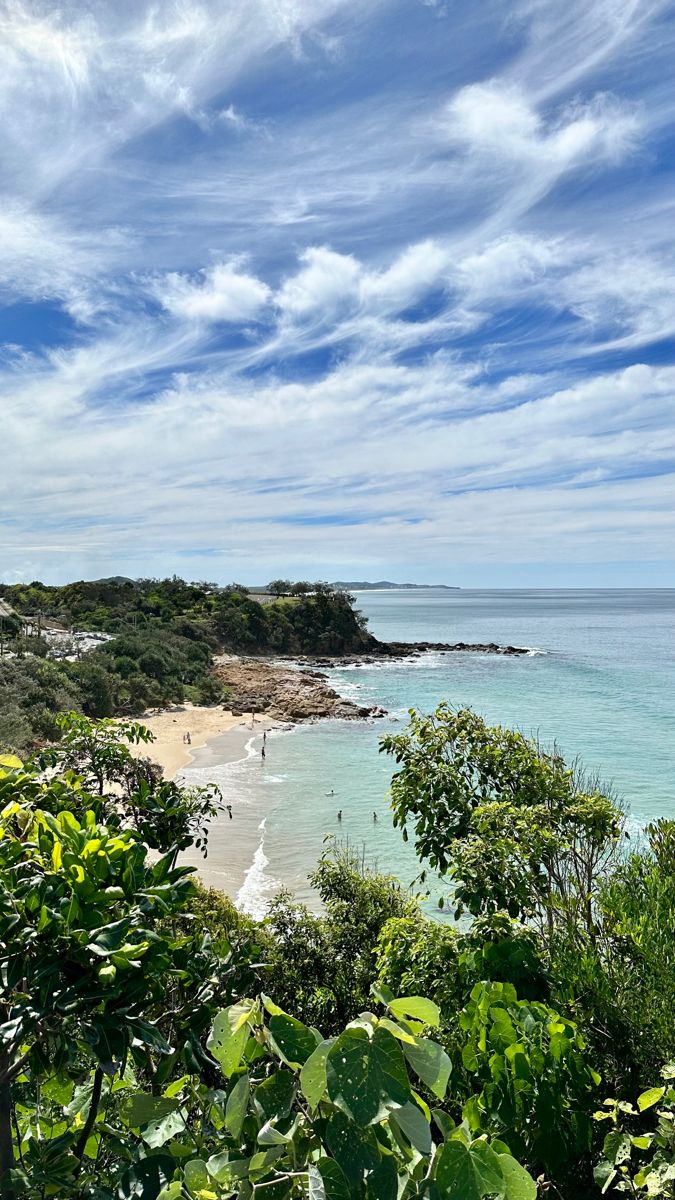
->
(0, 0), (674, 584)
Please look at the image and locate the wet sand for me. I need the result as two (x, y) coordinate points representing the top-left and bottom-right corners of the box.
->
(175, 719), (285, 906)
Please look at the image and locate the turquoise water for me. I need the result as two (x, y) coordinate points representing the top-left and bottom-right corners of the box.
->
(189, 590), (675, 916)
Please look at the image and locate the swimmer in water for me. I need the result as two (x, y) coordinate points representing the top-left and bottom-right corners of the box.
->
(337, 810), (342, 821)
(373, 811), (378, 822)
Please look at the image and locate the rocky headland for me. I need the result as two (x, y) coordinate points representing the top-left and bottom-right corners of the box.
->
(214, 638), (529, 723)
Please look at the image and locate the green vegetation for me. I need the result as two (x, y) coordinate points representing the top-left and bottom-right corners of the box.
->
(0, 577), (371, 752)
(1, 699), (674, 1198)
(0, 715), (532, 1200)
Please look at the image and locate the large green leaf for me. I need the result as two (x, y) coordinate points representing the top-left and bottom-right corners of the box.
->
(269, 1013), (319, 1067)
(253, 1070), (296, 1122)
(258, 1118), (295, 1145)
(603, 1131), (633, 1166)
(325, 1112), (381, 1186)
(300, 1039), (333, 1109)
(317, 1157), (351, 1200)
(126, 1017), (172, 1054)
(638, 1086), (665, 1112)
(390, 1102), (433, 1155)
(308, 1164), (326, 1200)
(403, 1036), (451, 1099)
(225, 1073), (250, 1139)
(436, 1139), (505, 1200)
(157, 1184), (182, 1200)
(365, 1157), (398, 1200)
(126, 1093), (180, 1127)
(0, 754), (23, 769)
(326, 1026), (411, 1126)
(389, 997), (441, 1028)
(206, 1152), (251, 1185)
(142, 1110), (186, 1148)
(183, 1159), (211, 1199)
(498, 1153), (537, 1200)
(207, 1005), (252, 1077)
(117, 1154), (176, 1200)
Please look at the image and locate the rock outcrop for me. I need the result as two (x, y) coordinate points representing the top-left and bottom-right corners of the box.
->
(213, 656), (385, 722)
(213, 638), (531, 724)
(295, 640), (530, 667)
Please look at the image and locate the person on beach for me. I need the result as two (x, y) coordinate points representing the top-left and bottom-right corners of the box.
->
(261, 744), (266, 759)
(186, 731), (191, 745)
(373, 811), (378, 822)
(226, 804), (233, 820)
(263, 731), (267, 743)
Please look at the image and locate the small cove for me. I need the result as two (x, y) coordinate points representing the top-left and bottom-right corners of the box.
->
(182, 589), (675, 917)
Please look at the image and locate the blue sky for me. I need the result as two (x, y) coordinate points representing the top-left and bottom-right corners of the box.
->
(1, 0), (674, 587)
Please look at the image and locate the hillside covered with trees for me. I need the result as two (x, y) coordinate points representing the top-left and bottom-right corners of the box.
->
(0, 578), (371, 752)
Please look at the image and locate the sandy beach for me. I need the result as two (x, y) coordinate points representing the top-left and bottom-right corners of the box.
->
(127, 702), (258, 779)
(127, 703), (286, 910)
(176, 720), (279, 904)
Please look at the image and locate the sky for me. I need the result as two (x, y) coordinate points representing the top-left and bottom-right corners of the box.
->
(1, 0), (675, 587)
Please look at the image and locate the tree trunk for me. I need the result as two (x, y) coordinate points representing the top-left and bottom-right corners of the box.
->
(0, 1071), (15, 1197)
(74, 1067), (103, 1166)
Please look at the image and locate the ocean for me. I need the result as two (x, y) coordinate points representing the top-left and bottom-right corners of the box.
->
(183, 589), (675, 918)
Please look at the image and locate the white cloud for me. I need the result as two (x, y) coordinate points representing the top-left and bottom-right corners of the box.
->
(444, 82), (639, 170)
(277, 246), (361, 318)
(1, 0), (674, 582)
(361, 240), (452, 311)
(0, 204), (127, 319)
(456, 234), (566, 302)
(157, 261), (271, 323)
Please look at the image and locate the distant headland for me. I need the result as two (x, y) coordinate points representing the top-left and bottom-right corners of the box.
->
(331, 581), (460, 591)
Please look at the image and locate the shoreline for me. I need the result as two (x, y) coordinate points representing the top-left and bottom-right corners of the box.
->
(128, 702), (261, 780)
(131, 642), (536, 913)
(177, 719), (287, 914)
(127, 701), (288, 911)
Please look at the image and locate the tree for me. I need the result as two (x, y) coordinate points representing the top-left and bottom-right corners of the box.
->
(222, 582), (250, 595)
(381, 705), (621, 944)
(267, 579), (292, 597)
(0, 732), (241, 1198)
(160, 989), (536, 1200)
(289, 580), (311, 596)
(264, 844), (417, 1031)
(36, 712), (222, 859)
(0, 755), (195, 1194)
(0, 720), (537, 1200)
(66, 659), (115, 717)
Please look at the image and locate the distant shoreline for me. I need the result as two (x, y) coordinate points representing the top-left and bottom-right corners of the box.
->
(333, 581), (460, 591)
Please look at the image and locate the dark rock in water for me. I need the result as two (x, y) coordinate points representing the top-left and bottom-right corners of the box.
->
(372, 639), (528, 657)
(295, 639), (530, 665)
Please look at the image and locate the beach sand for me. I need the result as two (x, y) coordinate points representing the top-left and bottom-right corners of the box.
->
(127, 702), (257, 779)
(128, 704), (284, 910)
(177, 722), (277, 904)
